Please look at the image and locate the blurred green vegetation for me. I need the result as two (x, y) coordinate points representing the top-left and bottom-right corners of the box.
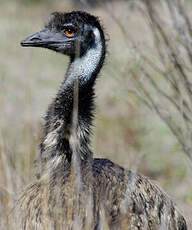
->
(20, 0), (51, 4)
(16, 0), (52, 4)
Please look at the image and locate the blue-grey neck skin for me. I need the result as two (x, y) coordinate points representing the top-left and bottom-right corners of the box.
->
(66, 27), (103, 86)
(40, 26), (105, 165)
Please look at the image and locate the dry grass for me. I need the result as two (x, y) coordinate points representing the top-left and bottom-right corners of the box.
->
(0, 0), (192, 228)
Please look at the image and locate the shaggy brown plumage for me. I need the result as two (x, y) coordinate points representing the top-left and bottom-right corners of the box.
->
(16, 158), (187, 229)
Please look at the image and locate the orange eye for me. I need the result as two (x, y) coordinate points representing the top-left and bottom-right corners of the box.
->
(64, 29), (75, 37)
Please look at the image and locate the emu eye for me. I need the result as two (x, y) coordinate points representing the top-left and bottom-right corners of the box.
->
(64, 29), (75, 37)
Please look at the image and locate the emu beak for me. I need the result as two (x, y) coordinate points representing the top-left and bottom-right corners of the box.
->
(20, 29), (56, 47)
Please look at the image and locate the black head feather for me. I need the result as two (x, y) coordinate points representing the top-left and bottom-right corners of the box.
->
(46, 11), (103, 32)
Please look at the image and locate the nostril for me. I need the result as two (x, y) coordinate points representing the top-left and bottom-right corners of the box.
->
(31, 37), (41, 41)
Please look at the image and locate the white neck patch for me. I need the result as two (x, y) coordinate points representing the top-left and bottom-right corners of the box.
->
(66, 27), (103, 85)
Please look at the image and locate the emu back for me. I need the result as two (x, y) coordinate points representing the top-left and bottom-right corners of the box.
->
(16, 159), (186, 230)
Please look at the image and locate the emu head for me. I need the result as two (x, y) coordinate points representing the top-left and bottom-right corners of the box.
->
(21, 11), (104, 58)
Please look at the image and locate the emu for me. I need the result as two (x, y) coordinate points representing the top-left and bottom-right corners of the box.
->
(16, 11), (187, 229)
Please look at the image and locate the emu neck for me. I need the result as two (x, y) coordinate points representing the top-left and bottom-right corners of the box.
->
(67, 29), (103, 87)
(41, 27), (105, 165)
